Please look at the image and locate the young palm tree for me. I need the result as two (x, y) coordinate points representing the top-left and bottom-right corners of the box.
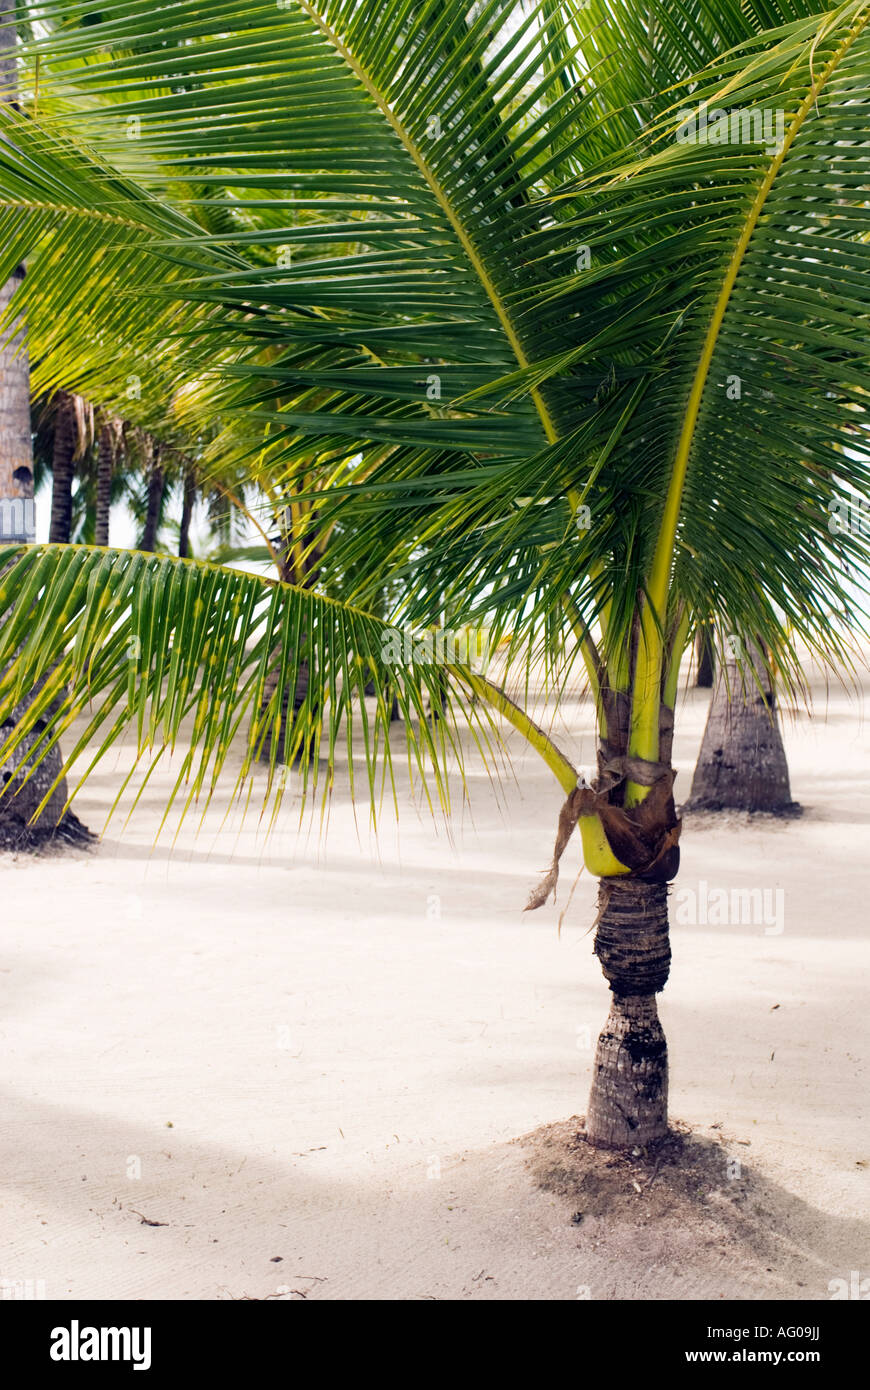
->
(0, 0), (868, 1146)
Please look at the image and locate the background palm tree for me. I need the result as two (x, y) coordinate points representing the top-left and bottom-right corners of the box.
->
(0, 0), (868, 1145)
(139, 438), (164, 553)
(46, 390), (94, 544)
(686, 636), (799, 814)
(177, 462), (197, 559)
(0, 0), (92, 846)
(695, 625), (715, 689)
(94, 415), (124, 547)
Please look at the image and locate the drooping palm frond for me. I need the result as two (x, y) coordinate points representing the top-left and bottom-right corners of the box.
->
(0, 541), (558, 836)
(352, 0), (870, 691)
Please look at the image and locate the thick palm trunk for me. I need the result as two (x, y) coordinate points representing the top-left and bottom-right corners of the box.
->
(140, 443), (164, 552)
(0, 274), (33, 525)
(0, 5), (90, 847)
(48, 390), (77, 544)
(585, 877), (670, 1148)
(94, 422), (114, 547)
(0, 281), (88, 842)
(686, 642), (796, 813)
(0, 15), (90, 844)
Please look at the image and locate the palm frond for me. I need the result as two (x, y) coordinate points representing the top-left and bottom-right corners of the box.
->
(0, 542), (529, 835)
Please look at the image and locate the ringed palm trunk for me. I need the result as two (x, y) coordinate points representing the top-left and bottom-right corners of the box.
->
(0, 272), (33, 526)
(686, 640), (796, 814)
(0, 280), (85, 841)
(0, 6), (74, 840)
(48, 390), (77, 544)
(582, 696), (676, 1149)
(178, 465), (196, 558)
(585, 878), (670, 1148)
(0, 0), (78, 840)
(94, 421), (114, 547)
(141, 443), (164, 553)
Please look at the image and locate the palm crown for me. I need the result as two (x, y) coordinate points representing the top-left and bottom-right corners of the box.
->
(0, 0), (868, 840)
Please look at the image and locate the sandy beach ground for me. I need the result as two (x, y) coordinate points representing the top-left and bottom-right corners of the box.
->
(1, 663), (868, 1301)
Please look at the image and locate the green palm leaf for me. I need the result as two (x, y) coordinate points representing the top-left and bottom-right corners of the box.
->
(0, 542), (537, 835)
(0, 0), (867, 831)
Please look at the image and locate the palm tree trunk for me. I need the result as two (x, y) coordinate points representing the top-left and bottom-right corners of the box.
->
(686, 641), (797, 813)
(585, 877), (670, 1148)
(178, 465), (196, 558)
(140, 443), (164, 552)
(257, 526), (315, 764)
(695, 624), (714, 687)
(1, 363), (81, 836)
(0, 9), (84, 843)
(94, 421), (114, 547)
(48, 390), (76, 543)
(257, 648), (310, 764)
(0, 229), (88, 841)
(0, 272), (33, 534)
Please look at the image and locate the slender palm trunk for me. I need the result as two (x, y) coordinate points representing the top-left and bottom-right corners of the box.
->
(695, 624), (714, 688)
(686, 641), (796, 813)
(94, 422), (114, 547)
(178, 466), (196, 558)
(48, 391), (77, 544)
(140, 443), (164, 552)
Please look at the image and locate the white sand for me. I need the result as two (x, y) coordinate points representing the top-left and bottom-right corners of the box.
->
(1, 668), (868, 1300)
